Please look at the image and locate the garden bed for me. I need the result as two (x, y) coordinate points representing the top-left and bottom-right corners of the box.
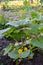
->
(0, 1), (43, 65)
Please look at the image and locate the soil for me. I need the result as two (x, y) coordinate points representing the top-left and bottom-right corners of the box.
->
(19, 52), (43, 65)
(0, 10), (20, 21)
(0, 51), (43, 65)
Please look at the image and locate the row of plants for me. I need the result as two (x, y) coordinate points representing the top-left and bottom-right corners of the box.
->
(0, 8), (43, 65)
(0, 0), (43, 11)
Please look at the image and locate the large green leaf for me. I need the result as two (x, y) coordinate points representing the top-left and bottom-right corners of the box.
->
(8, 48), (20, 60)
(20, 50), (30, 58)
(31, 36), (43, 49)
(12, 30), (26, 39)
(3, 27), (14, 35)
(4, 43), (14, 55)
(8, 49), (30, 59)
(0, 28), (11, 34)
(6, 19), (29, 27)
(29, 23), (39, 33)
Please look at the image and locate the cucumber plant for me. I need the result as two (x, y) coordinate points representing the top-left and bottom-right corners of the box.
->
(0, 3), (43, 65)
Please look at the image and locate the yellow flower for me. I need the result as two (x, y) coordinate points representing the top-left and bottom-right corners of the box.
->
(19, 10), (25, 14)
(24, 47), (28, 51)
(26, 37), (30, 40)
(18, 49), (22, 54)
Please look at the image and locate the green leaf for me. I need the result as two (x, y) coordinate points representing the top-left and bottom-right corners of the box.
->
(30, 23), (39, 33)
(0, 28), (11, 34)
(3, 27), (14, 35)
(31, 36), (43, 49)
(8, 49), (20, 60)
(12, 30), (26, 40)
(40, 0), (43, 3)
(8, 49), (30, 59)
(0, 28), (11, 38)
(4, 43), (14, 55)
(6, 20), (28, 27)
(20, 50), (30, 58)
